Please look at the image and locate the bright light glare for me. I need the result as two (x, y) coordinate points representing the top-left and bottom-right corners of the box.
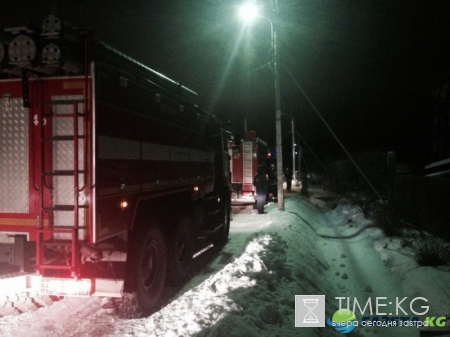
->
(239, 3), (259, 22)
(43, 278), (91, 296)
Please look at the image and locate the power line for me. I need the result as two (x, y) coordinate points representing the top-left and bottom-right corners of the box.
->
(284, 64), (383, 201)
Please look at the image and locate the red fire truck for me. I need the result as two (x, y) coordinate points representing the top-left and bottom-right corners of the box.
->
(229, 131), (269, 198)
(0, 16), (232, 314)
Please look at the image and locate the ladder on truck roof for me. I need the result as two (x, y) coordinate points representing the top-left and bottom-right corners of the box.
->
(36, 96), (88, 277)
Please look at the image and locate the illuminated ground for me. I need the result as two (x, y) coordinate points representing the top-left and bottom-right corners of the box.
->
(0, 184), (449, 336)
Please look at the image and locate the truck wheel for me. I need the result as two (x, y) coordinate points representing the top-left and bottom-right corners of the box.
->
(136, 226), (167, 314)
(214, 197), (231, 246)
(166, 217), (194, 286)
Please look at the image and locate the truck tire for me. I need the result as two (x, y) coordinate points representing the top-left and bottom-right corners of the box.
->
(213, 196), (231, 246)
(135, 226), (167, 314)
(166, 217), (194, 286)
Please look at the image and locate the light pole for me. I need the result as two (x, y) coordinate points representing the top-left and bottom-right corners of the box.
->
(297, 143), (301, 185)
(291, 118), (295, 181)
(295, 144), (302, 187)
(282, 113), (296, 183)
(239, 3), (284, 210)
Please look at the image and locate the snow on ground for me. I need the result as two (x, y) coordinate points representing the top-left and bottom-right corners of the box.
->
(1, 184), (449, 337)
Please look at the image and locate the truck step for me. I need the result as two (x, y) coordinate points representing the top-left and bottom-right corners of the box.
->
(41, 239), (73, 246)
(43, 135), (85, 141)
(37, 264), (73, 270)
(44, 99), (86, 105)
(43, 170), (86, 176)
(52, 225), (87, 230)
(37, 227), (77, 232)
(43, 204), (88, 211)
(42, 112), (85, 119)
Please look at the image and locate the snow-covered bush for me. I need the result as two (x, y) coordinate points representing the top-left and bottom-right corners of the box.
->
(258, 233), (292, 281)
(409, 236), (450, 267)
(344, 191), (377, 218)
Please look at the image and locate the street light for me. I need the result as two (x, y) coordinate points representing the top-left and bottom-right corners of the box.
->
(239, 3), (259, 22)
(239, 2), (284, 210)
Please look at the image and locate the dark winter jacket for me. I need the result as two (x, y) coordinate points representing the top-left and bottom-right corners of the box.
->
(284, 169), (293, 181)
(253, 173), (269, 194)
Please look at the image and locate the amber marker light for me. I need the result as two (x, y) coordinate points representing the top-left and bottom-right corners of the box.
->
(119, 200), (128, 210)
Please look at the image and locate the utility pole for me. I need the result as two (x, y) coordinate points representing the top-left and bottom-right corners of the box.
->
(274, 29), (284, 210)
(238, 1), (284, 210)
(298, 145), (302, 181)
(291, 118), (295, 181)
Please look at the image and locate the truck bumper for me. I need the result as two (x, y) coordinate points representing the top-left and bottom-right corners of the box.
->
(0, 274), (125, 298)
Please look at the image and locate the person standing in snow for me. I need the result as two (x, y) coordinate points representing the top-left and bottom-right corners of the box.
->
(253, 166), (269, 214)
(285, 167), (293, 191)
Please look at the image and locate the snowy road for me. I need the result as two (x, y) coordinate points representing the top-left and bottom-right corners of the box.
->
(1, 187), (449, 336)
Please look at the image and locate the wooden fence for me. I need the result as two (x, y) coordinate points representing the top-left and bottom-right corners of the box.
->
(328, 152), (450, 240)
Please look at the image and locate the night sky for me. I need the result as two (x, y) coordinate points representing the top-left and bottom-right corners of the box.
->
(3, 0), (450, 172)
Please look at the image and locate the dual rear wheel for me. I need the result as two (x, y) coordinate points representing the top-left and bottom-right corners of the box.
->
(166, 217), (194, 286)
(135, 194), (230, 313)
(135, 217), (194, 313)
(135, 226), (167, 313)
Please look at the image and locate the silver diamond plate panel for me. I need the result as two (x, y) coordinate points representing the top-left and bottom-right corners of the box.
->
(52, 95), (84, 171)
(52, 95), (84, 116)
(0, 97), (29, 213)
(53, 116), (84, 136)
(243, 142), (253, 184)
(52, 174), (85, 205)
(53, 140), (84, 171)
(53, 208), (86, 240)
